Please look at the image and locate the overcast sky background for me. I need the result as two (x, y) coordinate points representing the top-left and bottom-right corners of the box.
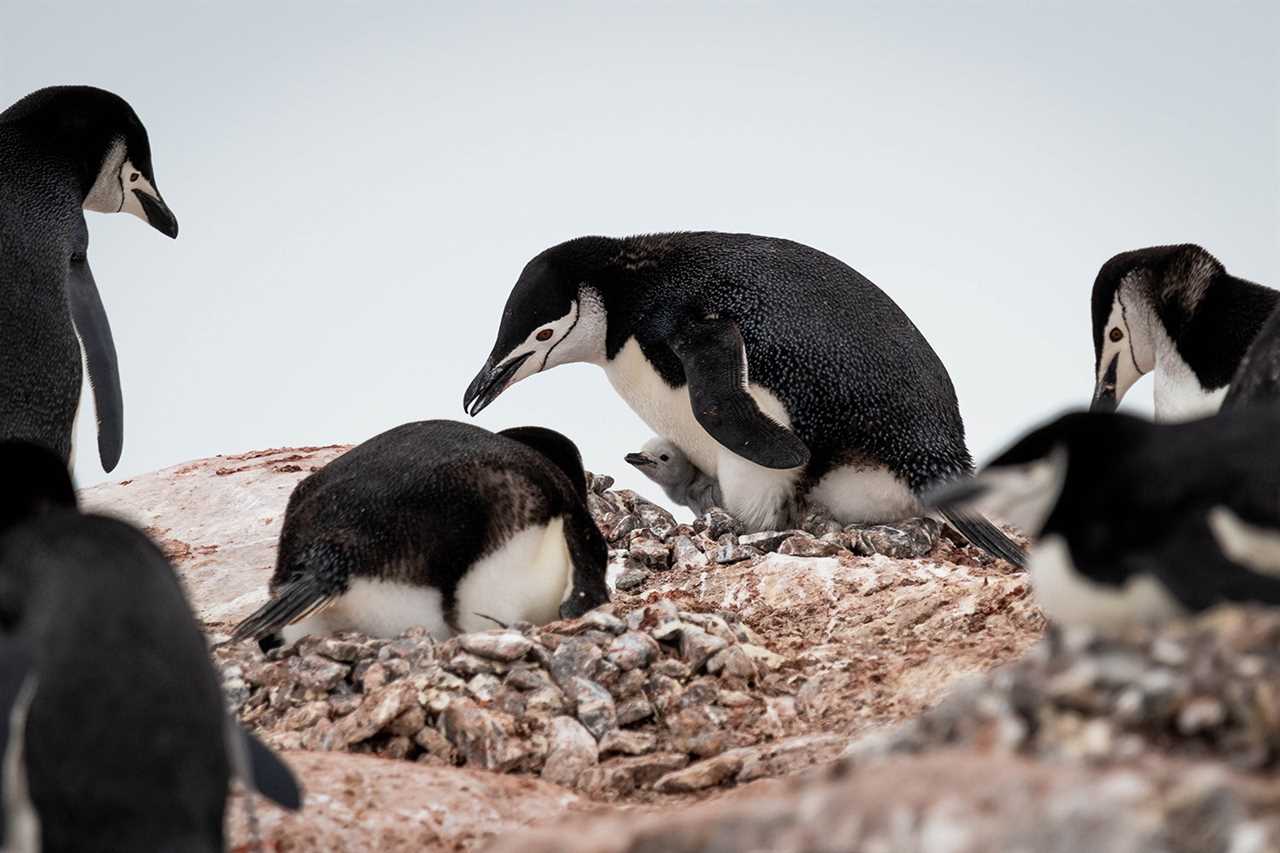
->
(3, 2), (1277, 515)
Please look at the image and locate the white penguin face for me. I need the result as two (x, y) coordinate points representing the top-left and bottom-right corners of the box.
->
(82, 139), (178, 238)
(967, 446), (1068, 537)
(1093, 281), (1154, 410)
(626, 438), (697, 489)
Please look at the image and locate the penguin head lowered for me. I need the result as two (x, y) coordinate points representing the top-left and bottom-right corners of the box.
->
(1089, 244), (1241, 415)
(2, 86), (178, 237)
(464, 238), (613, 416)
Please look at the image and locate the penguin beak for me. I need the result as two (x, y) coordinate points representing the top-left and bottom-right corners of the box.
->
(1090, 355), (1119, 413)
(624, 452), (656, 468)
(133, 189), (179, 239)
(464, 353), (532, 416)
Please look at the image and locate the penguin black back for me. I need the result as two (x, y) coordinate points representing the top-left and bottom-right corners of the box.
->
(1223, 305), (1280, 409)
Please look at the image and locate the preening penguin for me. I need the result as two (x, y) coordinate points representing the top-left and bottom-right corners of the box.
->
(1089, 244), (1276, 420)
(231, 421), (610, 647)
(0, 443), (299, 853)
(927, 408), (1280, 631)
(625, 437), (724, 517)
(0, 86), (179, 472)
(464, 232), (1024, 565)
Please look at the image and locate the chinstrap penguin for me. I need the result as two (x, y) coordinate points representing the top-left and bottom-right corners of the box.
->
(1089, 244), (1275, 420)
(231, 420), (610, 647)
(0, 443), (299, 853)
(625, 437), (724, 517)
(463, 231), (1024, 565)
(0, 86), (179, 472)
(926, 408), (1280, 631)
(1222, 304), (1280, 409)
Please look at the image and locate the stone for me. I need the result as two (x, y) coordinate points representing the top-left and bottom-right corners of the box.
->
(459, 630), (534, 662)
(599, 729), (658, 756)
(467, 672), (503, 702)
(606, 631), (661, 671)
(634, 500), (679, 540)
(566, 677), (617, 739)
(739, 530), (792, 552)
(707, 645), (756, 681)
(698, 508), (743, 539)
(616, 566), (651, 591)
(333, 681), (417, 746)
(542, 716), (599, 787)
(629, 535), (672, 570)
(616, 696), (655, 726)
(309, 636), (368, 663)
(297, 654), (350, 692)
(679, 626), (729, 672)
(525, 685), (569, 717)
(778, 535), (846, 558)
(579, 752), (691, 798)
(441, 699), (524, 771)
(582, 610), (627, 635)
(671, 535), (709, 570)
(713, 542), (755, 564)
(654, 751), (745, 792)
(549, 637), (604, 688)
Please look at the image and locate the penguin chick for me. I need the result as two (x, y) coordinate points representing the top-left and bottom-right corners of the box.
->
(927, 407), (1280, 631)
(0, 86), (179, 472)
(1090, 244), (1276, 421)
(625, 437), (724, 517)
(463, 231), (1024, 566)
(0, 445), (300, 853)
(231, 421), (610, 647)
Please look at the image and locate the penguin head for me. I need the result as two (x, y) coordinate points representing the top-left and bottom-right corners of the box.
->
(464, 239), (615, 416)
(1090, 244), (1221, 411)
(625, 438), (697, 490)
(2, 86), (179, 238)
(0, 440), (77, 533)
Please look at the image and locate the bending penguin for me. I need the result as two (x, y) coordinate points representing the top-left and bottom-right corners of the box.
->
(0, 441), (300, 853)
(626, 437), (723, 517)
(926, 408), (1280, 632)
(1089, 244), (1275, 420)
(0, 86), (179, 472)
(232, 421), (610, 647)
(464, 231), (1024, 565)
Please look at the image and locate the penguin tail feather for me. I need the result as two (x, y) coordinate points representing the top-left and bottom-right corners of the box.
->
(229, 576), (335, 644)
(941, 508), (1028, 568)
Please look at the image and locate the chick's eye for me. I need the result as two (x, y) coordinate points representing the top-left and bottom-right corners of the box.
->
(129, 173), (139, 183)
(659, 454), (669, 462)
(535, 329), (553, 342)
(1109, 327), (1124, 343)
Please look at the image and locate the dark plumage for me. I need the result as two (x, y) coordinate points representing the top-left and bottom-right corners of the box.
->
(1223, 305), (1280, 409)
(0, 86), (178, 471)
(232, 421), (610, 645)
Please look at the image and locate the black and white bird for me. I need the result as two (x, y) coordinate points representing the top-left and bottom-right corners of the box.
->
(625, 437), (723, 517)
(0, 86), (179, 472)
(1222, 305), (1280, 409)
(1090, 244), (1276, 420)
(926, 408), (1280, 630)
(232, 421), (611, 647)
(464, 232), (1024, 565)
(0, 442), (300, 853)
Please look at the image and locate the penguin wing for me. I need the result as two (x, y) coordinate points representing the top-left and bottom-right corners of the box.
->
(225, 717), (303, 811)
(0, 638), (35, 836)
(67, 255), (124, 472)
(667, 318), (810, 470)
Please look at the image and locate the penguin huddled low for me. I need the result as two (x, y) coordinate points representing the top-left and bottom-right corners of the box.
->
(625, 437), (723, 517)
(463, 231), (1025, 566)
(0, 86), (179, 472)
(927, 407), (1280, 631)
(232, 420), (610, 647)
(1089, 244), (1275, 421)
(0, 442), (300, 853)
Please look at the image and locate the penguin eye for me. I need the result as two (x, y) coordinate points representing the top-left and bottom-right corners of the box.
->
(129, 172), (139, 183)
(659, 454), (669, 462)
(535, 329), (553, 342)
(1109, 327), (1124, 343)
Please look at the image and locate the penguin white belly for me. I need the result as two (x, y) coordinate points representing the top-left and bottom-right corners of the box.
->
(1031, 536), (1183, 631)
(282, 580), (451, 642)
(1153, 355), (1227, 422)
(808, 464), (920, 525)
(604, 338), (802, 529)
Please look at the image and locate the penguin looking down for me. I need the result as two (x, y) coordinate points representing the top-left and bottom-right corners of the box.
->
(463, 231), (1025, 565)
(1089, 244), (1275, 421)
(0, 444), (300, 853)
(1222, 305), (1280, 409)
(0, 86), (179, 472)
(625, 437), (723, 517)
(232, 421), (610, 647)
(926, 408), (1280, 631)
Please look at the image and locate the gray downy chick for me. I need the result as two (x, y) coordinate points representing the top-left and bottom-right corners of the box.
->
(625, 437), (723, 517)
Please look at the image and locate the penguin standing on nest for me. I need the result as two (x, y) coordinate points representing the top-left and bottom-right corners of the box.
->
(0, 86), (179, 472)
(0, 442), (300, 852)
(464, 231), (1024, 565)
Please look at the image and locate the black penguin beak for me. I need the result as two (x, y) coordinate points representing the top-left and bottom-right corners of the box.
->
(919, 477), (989, 511)
(464, 353), (532, 417)
(133, 189), (179, 239)
(1090, 356), (1119, 413)
(624, 452), (656, 468)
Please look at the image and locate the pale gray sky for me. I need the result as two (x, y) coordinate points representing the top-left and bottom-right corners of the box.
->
(3, 2), (1277, 513)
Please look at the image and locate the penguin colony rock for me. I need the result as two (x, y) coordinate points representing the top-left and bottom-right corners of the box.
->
(0, 442), (299, 853)
(928, 408), (1280, 632)
(232, 420), (610, 646)
(0, 86), (178, 472)
(463, 231), (1025, 565)
(625, 437), (724, 517)
(1090, 244), (1276, 421)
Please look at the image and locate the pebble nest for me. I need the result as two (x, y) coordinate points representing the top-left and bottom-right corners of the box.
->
(847, 606), (1280, 771)
(216, 472), (962, 799)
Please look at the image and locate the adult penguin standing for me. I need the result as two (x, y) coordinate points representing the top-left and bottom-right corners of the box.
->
(0, 86), (179, 472)
(464, 231), (1024, 565)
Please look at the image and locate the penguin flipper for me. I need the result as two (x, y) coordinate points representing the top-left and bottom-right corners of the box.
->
(67, 255), (124, 472)
(226, 719), (303, 811)
(229, 576), (335, 643)
(667, 318), (810, 470)
(940, 508), (1028, 568)
(0, 638), (35, 837)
